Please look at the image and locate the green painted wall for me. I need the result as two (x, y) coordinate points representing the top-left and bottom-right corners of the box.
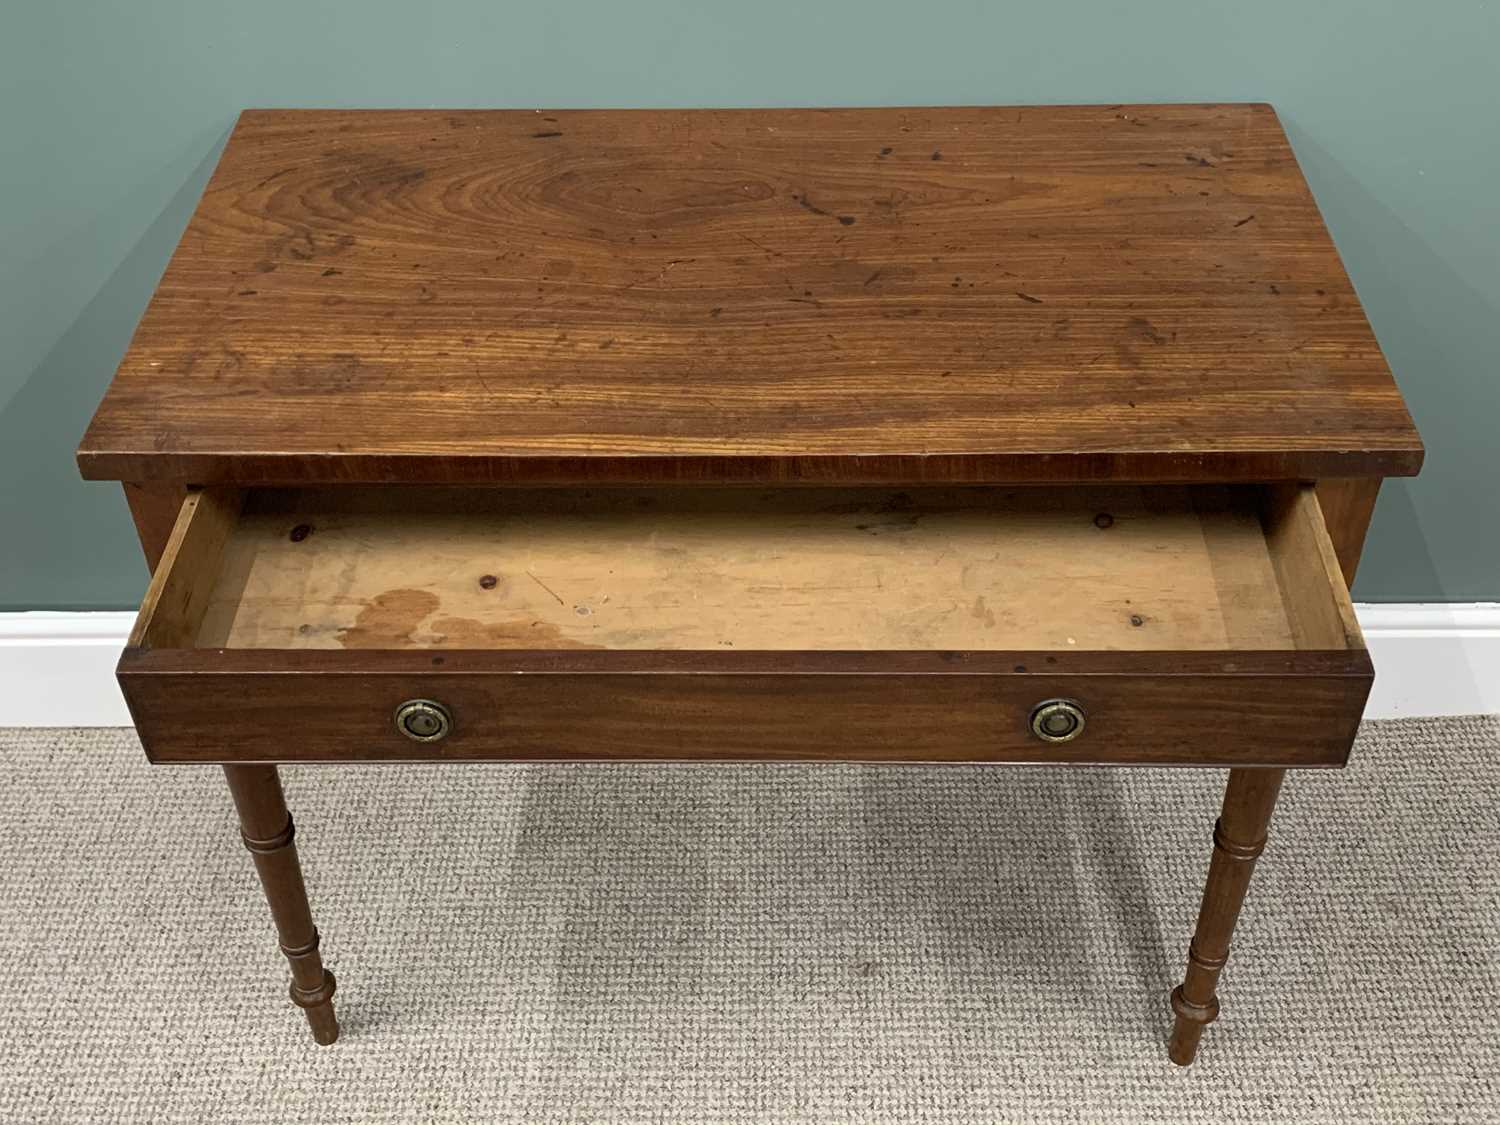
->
(3, 1), (1494, 609)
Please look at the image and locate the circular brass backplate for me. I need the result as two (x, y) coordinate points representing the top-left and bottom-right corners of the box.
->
(394, 699), (453, 743)
(1029, 698), (1086, 744)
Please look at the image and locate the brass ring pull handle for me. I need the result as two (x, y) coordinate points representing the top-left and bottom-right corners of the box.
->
(1029, 698), (1086, 743)
(394, 699), (453, 743)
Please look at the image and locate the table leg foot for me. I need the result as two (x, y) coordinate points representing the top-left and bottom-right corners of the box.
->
(1168, 767), (1284, 1066)
(224, 765), (340, 1045)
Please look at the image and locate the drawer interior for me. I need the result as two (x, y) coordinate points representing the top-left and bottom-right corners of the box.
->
(134, 485), (1362, 655)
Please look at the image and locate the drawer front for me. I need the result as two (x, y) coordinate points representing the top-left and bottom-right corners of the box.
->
(117, 484), (1372, 767)
(120, 651), (1368, 766)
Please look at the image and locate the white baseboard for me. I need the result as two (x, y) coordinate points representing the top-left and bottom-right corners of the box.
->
(0, 612), (140, 727)
(1, 606), (1496, 728)
(1351, 604), (1500, 720)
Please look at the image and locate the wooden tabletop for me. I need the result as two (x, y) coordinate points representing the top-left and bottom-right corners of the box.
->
(78, 104), (1421, 485)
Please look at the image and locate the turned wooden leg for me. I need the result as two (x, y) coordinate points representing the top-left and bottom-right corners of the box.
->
(223, 765), (339, 1045)
(1168, 767), (1284, 1066)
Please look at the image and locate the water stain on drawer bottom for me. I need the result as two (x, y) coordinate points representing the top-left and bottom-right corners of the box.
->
(336, 587), (604, 649)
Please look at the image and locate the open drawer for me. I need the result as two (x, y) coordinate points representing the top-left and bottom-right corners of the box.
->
(118, 484), (1370, 766)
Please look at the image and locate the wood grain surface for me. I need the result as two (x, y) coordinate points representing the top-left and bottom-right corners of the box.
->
(79, 105), (1421, 486)
(118, 648), (1371, 767)
(1314, 478), (1382, 585)
(195, 485), (1296, 653)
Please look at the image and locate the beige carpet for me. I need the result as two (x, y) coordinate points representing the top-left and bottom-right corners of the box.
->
(1, 719), (1496, 1124)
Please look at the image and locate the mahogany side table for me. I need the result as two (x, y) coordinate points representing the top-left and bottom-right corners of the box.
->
(77, 104), (1422, 1064)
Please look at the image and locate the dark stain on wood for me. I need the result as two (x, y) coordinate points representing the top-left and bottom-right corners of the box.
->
(793, 193), (856, 226)
(337, 588), (441, 648)
(423, 615), (605, 649)
(971, 595), (997, 627)
(334, 587), (603, 649)
(1127, 316), (1169, 345)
